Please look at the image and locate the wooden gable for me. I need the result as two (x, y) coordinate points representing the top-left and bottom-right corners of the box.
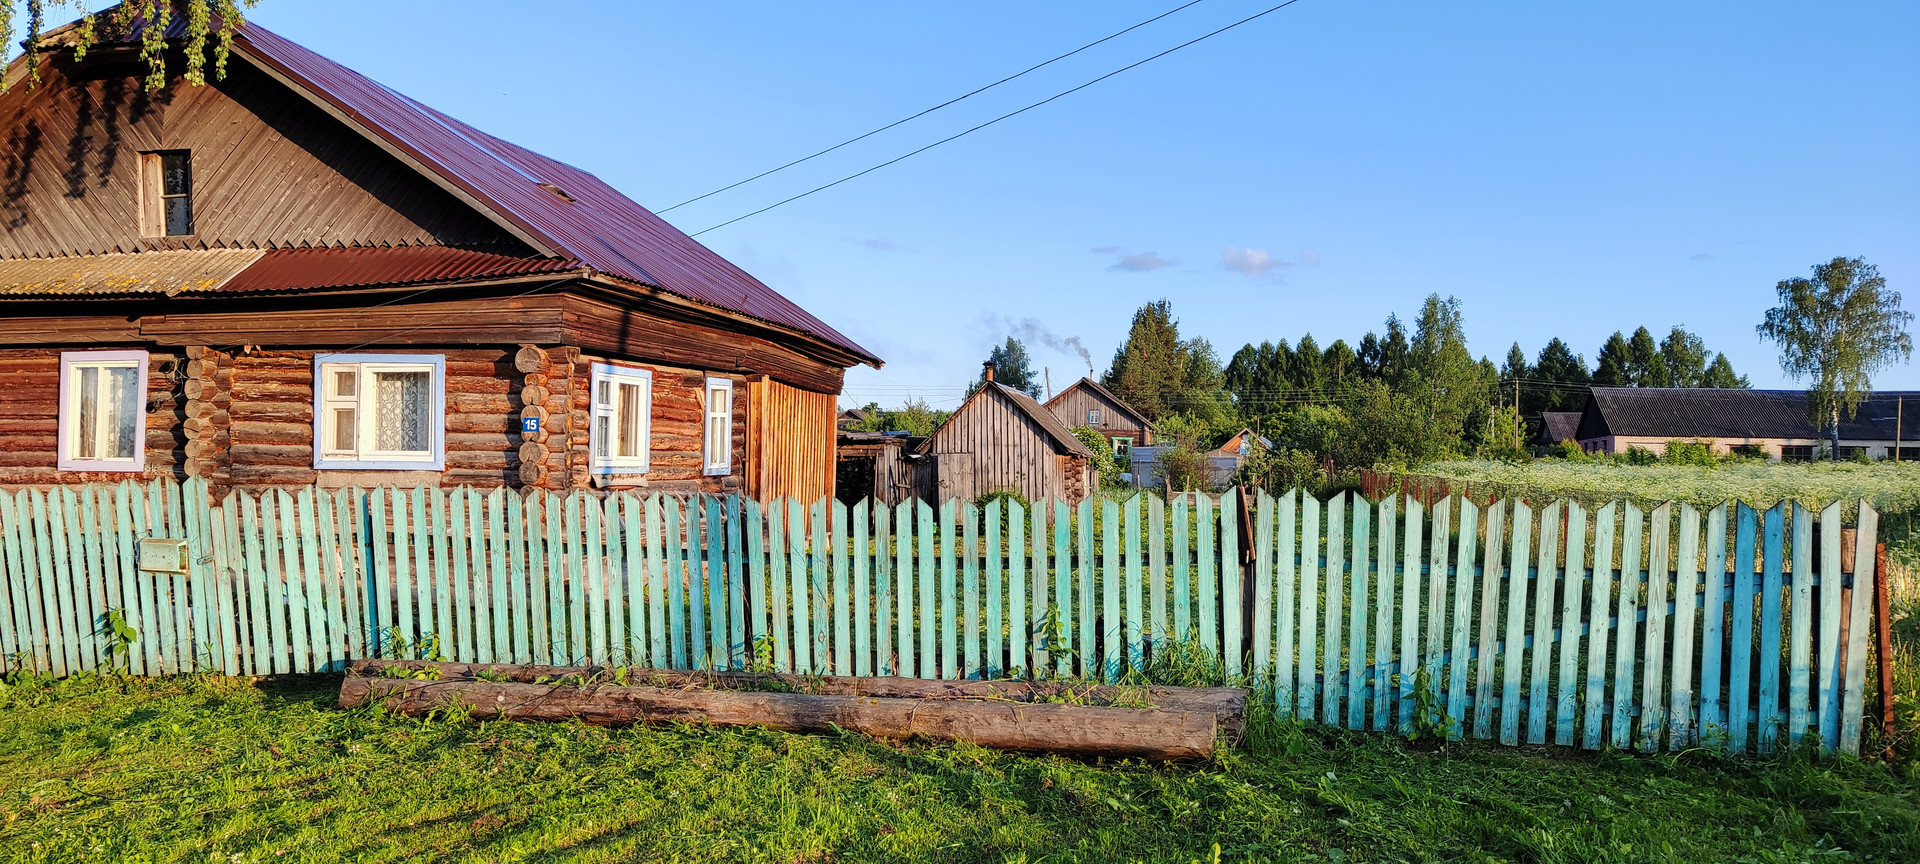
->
(1045, 378), (1152, 443)
(0, 54), (520, 258)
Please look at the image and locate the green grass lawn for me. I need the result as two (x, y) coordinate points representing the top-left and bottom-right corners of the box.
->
(1, 675), (1915, 863)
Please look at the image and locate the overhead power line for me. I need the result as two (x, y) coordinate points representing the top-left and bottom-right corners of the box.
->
(658, 0), (1213, 214)
(232, 2), (1310, 353)
(690, 0), (1311, 236)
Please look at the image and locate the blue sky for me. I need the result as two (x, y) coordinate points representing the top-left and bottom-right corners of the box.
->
(245, 1), (1919, 406)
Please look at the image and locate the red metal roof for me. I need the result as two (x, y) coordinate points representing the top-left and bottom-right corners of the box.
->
(49, 7), (879, 365)
(218, 246), (583, 293)
(230, 24), (880, 366)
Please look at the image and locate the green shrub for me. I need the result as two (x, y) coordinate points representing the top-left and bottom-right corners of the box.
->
(1662, 439), (1718, 467)
(1624, 445), (1660, 466)
(1551, 439), (1590, 462)
(1070, 426), (1126, 488)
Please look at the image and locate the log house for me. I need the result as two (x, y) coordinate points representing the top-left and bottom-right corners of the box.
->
(0, 8), (877, 499)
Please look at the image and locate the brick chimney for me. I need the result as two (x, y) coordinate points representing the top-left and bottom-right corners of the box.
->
(983, 361), (995, 383)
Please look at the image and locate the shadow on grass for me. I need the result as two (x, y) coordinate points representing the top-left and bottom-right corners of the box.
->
(250, 673), (346, 709)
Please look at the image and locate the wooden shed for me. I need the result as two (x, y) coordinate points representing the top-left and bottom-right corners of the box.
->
(920, 382), (1094, 504)
(0, 8), (877, 500)
(833, 431), (927, 507)
(1044, 377), (1153, 460)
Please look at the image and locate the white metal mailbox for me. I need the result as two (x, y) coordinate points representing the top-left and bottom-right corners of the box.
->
(137, 537), (191, 574)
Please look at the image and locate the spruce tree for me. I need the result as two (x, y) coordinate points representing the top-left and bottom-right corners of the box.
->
(1594, 332), (1632, 386)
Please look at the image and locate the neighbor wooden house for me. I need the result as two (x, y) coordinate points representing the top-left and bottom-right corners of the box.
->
(1044, 377), (1153, 459)
(0, 8), (878, 500)
(920, 380), (1094, 504)
(1573, 387), (1917, 461)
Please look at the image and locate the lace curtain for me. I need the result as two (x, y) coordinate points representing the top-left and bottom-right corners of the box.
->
(373, 371), (430, 452)
(107, 367), (139, 458)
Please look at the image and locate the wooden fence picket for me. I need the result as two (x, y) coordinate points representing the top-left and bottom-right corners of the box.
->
(1730, 503), (1758, 753)
(1757, 503), (1786, 752)
(1786, 502), (1813, 746)
(1556, 501), (1586, 746)
(1274, 490), (1297, 713)
(1583, 502), (1615, 750)
(1298, 493), (1320, 722)
(1448, 498), (1478, 739)
(1322, 493), (1344, 729)
(0, 477), (1886, 757)
(962, 500), (979, 679)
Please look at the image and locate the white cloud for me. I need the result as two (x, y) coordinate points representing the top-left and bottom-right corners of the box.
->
(1221, 246), (1291, 279)
(1298, 249), (1321, 266)
(1111, 251), (1174, 272)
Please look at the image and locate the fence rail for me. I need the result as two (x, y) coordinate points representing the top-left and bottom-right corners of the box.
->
(0, 478), (1882, 756)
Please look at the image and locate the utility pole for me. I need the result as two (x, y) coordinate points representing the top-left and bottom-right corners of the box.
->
(1044, 367), (1053, 402)
(1513, 379), (1522, 445)
(1897, 396), (1904, 462)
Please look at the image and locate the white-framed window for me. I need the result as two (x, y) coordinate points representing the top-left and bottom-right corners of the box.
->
(139, 150), (193, 237)
(311, 354), (445, 471)
(703, 377), (734, 476)
(58, 350), (149, 472)
(1088, 408), (1102, 425)
(590, 363), (652, 474)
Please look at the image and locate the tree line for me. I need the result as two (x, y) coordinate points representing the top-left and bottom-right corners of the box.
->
(863, 255), (1907, 481)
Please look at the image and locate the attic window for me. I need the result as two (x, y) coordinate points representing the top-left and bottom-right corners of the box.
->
(537, 182), (576, 203)
(140, 150), (193, 237)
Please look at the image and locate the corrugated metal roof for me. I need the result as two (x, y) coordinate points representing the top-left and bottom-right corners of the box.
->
(1538, 411), (1582, 445)
(42, 6), (880, 366)
(0, 249), (264, 295)
(220, 246), (582, 293)
(229, 24), (880, 365)
(1579, 387), (1920, 441)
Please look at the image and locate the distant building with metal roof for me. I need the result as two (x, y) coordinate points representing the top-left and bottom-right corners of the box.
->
(1573, 387), (1918, 461)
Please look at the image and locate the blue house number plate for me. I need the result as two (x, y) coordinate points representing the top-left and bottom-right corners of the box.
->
(522, 417), (540, 434)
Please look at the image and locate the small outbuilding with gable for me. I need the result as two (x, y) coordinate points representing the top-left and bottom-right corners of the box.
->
(920, 381), (1094, 504)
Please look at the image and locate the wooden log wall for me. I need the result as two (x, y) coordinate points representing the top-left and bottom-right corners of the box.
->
(573, 352), (749, 495)
(0, 347), (186, 485)
(0, 344), (774, 493)
(182, 347), (233, 493)
(224, 347), (526, 490)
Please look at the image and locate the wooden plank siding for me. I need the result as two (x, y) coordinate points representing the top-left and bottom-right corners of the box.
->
(1043, 379), (1152, 446)
(0, 55), (516, 258)
(749, 378), (835, 504)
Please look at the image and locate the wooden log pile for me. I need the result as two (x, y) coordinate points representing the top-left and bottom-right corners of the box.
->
(340, 660), (1244, 761)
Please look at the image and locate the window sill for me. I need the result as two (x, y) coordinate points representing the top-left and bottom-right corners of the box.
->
(56, 460), (144, 473)
(314, 458), (445, 472)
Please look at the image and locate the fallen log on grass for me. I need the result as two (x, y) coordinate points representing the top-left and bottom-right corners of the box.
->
(348, 659), (1249, 743)
(340, 671), (1222, 760)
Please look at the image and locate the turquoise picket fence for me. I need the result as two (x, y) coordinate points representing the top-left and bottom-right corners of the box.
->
(0, 478), (1885, 756)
